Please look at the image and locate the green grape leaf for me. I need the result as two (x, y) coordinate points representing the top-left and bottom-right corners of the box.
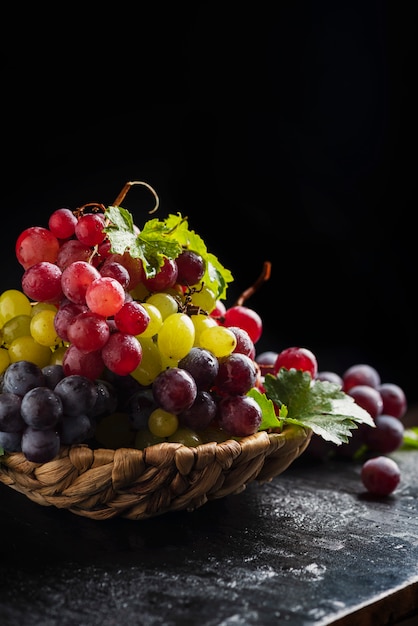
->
(104, 207), (233, 298)
(259, 368), (375, 445)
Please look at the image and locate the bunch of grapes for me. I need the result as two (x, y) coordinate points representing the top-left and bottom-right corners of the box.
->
(0, 182), (409, 498)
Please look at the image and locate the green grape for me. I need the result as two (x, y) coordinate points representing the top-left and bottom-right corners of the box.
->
(199, 325), (237, 358)
(148, 407), (179, 437)
(189, 285), (217, 313)
(30, 309), (60, 347)
(146, 292), (178, 320)
(131, 336), (163, 386)
(137, 303), (163, 338)
(134, 428), (165, 450)
(31, 301), (58, 316)
(0, 347), (10, 375)
(129, 282), (150, 301)
(0, 289), (32, 328)
(49, 344), (68, 365)
(1, 314), (32, 347)
(167, 426), (203, 447)
(190, 313), (218, 346)
(157, 312), (195, 361)
(8, 335), (52, 368)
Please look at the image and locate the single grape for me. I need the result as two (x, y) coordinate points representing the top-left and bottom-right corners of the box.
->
(361, 456), (401, 496)
(178, 346), (219, 390)
(377, 383), (407, 419)
(137, 303), (163, 338)
(218, 395), (262, 437)
(85, 276), (125, 317)
(175, 249), (205, 286)
(0, 430), (22, 452)
(56, 239), (92, 270)
(255, 351), (278, 377)
(167, 426), (203, 446)
(30, 309), (61, 347)
(67, 311), (110, 352)
(114, 300), (150, 335)
(20, 386), (63, 429)
(214, 353), (257, 395)
(189, 285), (217, 314)
(54, 374), (98, 416)
(222, 305), (263, 344)
(179, 390), (217, 430)
(347, 385), (383, 420)
(99, 261), (130, 289)
(21, 426), (61, 463)
(60, 413), (95, 445)
(8, 336), (52, 368)
(48, 208), (78, 239)
(342, 363), (381, 392)
(364, 414), (405, 454)
(274, 346), (318, 378)
(15, 226), (60, 270)
(198, 325), (237, 358)
(146, 292), (179, 320)
(0, 289), (32, 326)
(1, 314), (32, 348)
(131, 336), (163, 386)
(190, 313), (218, 346)
(227, 326), (256, 358)
(74, 212), (106, 246)
(2, 360), (46, 396)
(101, 332), (143, 376)
(316, 370), (344, 386)
(102, 251), (145, 291)
(21, 261), (64, 303)
(152, 367), (197, 414)
(157, 313), (195, 361)
(143, 257), (179, 292)
(148, 407), (179, 437)
(0, 392), (24, 432)
(62, 344), (105, 379)
(126, 388), (157, 429)
(89, 379), (118, 419)
(42, 364), (65, 389)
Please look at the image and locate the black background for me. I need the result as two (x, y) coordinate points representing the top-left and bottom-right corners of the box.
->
(3, 3), (418, 402)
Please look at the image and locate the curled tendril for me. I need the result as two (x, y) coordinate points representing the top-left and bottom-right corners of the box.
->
(235, 261), (272, 306)
(113, 181), (160, 214)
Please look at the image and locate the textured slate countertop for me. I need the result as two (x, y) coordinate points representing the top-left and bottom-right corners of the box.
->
(0, 448), (417, 626)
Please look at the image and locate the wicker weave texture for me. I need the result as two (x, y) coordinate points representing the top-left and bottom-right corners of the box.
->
(0, 425), (311, 520)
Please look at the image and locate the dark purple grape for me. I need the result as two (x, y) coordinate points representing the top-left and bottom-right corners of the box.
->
(0, 430), (22, 452)
(60, 414), (95, 445)
(218, 395), (262, 437)
(54, 375), (98, 417)
(178, 347), (219, 390)
(42, 364), (65, 389)
(316, 370), (343, 386)
(361, 455), (401, 495)
(364, 414), (404, 454)
(21, 426), (60, 463)
(20, 387), (63, 429)
(179, 390), (217, 430)
(175, 249), (205, 286)
(127, 388), (157, 429)
(0, 393), (24, 432)
(228, 326), (256, 358)
(2, 360), (45, 396)
(152, 367), (197, 414)
(89, 379), (118, 418)
(214, 353), (257, 395)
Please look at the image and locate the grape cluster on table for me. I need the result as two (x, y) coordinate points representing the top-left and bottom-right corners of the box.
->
(0, 200), (409, 498)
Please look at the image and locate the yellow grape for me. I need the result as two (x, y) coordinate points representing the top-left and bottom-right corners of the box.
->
(189, 285), (217, 313)
(167, 427), (203, 447)
(0, 289), (32, 328)
(146, 292), (178, 320)
(190, 313), (218, 346)
(8, 335), (52, 368)
(30, 309), (61, 347)
(1, 314), (32, 348)
(31, 301), (58, 316)
(131, 336), (163, 386)
(157, 312), (195, 361)
(199, 325), (237, 358)
(137, 303), (163, 338)
(0, 347), (10, 375)
(148, 408), (179, 437)
(49, 344), (68, 365)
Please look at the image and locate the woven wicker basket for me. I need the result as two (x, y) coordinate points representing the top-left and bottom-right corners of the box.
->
(0, 425), (311, 520)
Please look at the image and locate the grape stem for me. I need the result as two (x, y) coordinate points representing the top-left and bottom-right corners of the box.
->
(234, 261), (272, 306)
(113, 181), (160, 214)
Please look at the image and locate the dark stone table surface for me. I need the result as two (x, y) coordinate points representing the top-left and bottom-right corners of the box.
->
(1, 447), (417, 626)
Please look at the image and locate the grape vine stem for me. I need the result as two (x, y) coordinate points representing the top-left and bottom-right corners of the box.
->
(113, 181), (160, 214)
(235, 261), (272, 306)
